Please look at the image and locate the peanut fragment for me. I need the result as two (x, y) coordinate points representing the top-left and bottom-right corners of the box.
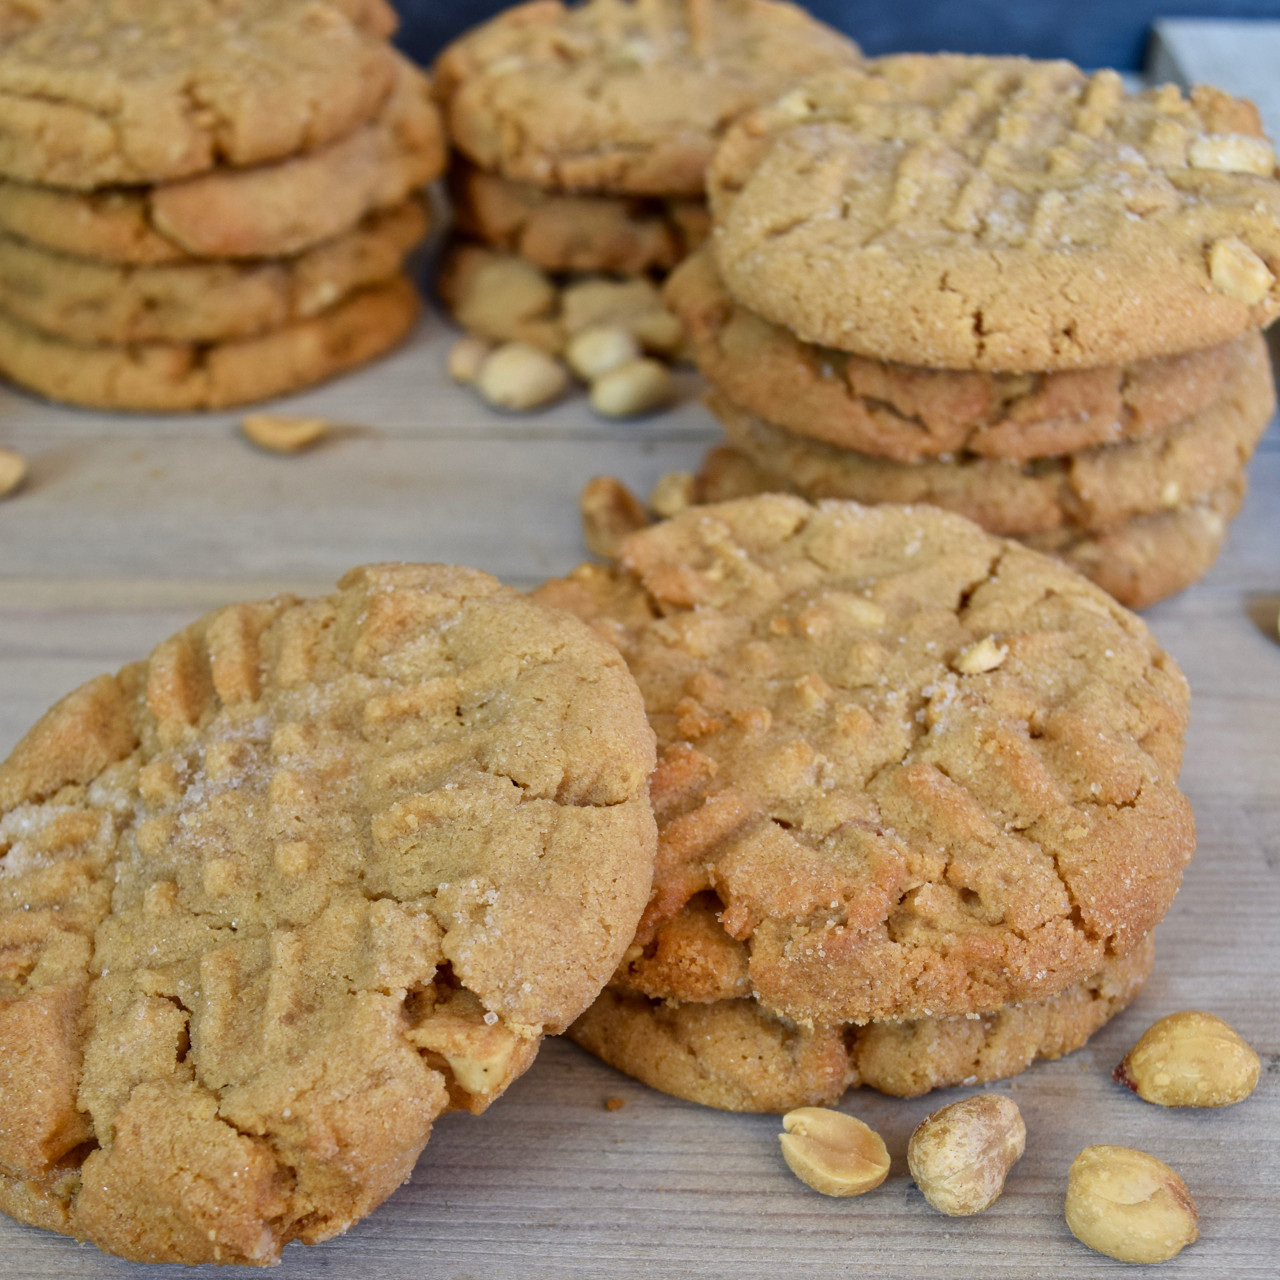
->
(1208, 237), (1274, 304)
(566, 325), (641, 381)
(907, 1094), (1025, 1216)
(0, 446), (26, 498)
(590, 358), (674, 419)
(476, 342), (569, 412)
(580, 476), (650, 558)
(1188, 133), (1276, 176)
(779, 1107), (890, 1198)
(952, 635), (1009, 675)
(239, 415), (329, 454)
(447, 334), (493, 385)
(1114, 1010), (1260, 1107)
(649, 470), (696, 519)
(1065, 1145), (1198, 1264)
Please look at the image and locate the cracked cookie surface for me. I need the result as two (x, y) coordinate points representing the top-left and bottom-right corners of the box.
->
(705, 331), (1272, 536)
(433, 0), (860, 198)
(695, 446), (1248, 610)
(667, 249), (1252, 463)
(571, 937), (1154, 1110)
(0, 564), (657, 1264)
(0, 55), (445, 263)
(709, 56), (1280, 370)
(0, 0), (401, 188)
(536, 495), (1194, 1027)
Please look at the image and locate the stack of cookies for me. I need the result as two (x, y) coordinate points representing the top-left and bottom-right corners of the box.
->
(431, 0), (860, 407)
(0, 0), (446, 412)
(665, 56), (1280, 608)
(541, 494), (1196, 1111)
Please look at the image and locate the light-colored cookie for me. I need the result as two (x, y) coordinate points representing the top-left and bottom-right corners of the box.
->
(535, 494), (1194, 1026)
(0, 56), (445, 263)
(0, 564), (657, 1263)
(450, 159), (709, 275)
(705, 334), (1273, 536)
(0, 197), (428, 344)
(694, 447), (1247, 610)
(0, 276), (421, 411)
(710, 56), (1280, 370)
(667, 249), (1250, 463)
(571, 937), (1154, 1111)
(0, 0), (400, 188)
(434, 0), (860, 197)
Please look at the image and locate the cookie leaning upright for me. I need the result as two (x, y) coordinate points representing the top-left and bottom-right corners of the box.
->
(539, 495), (1196, 1107)
(0, 0), (447, 410)
(708, 56), (1280, 369)
(0, 565), (656, 1264)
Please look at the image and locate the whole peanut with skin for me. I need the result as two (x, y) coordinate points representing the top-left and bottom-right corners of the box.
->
(1065, 1146), (1198, 1264)
(908, 1094), (1025, 1216)
(1114, 1011), (1260, 1107)
(778, 1107), (890, 1198)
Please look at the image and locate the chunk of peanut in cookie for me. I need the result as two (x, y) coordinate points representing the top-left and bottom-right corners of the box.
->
(779, 1107), (890, 1197)
(580, 476), (650, 558)
(0, 446), (26, 498)
(240, 414), (330, 454)
(1208, 237), (1274, 303)
(907, 1094), (1025, 1216)
(1114, 1011), (1260, 1107)
(1066, 1146), (1198, 1263)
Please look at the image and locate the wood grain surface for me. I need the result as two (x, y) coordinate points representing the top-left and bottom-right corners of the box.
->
(0, 302), (1277, 1278)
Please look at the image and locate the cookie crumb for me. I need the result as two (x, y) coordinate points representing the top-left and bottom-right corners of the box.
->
(604, 1096), (626, 1111)
(240, 414), (331, 454)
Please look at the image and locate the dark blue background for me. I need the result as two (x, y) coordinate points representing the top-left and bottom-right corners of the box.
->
(395, 0), (1280, 70)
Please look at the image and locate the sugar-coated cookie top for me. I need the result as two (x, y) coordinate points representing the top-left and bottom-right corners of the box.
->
(538, 495), (1194, 1026)
(434, 0), (861, 197)
(710, 55), (1280, 370)
(0, 0), (403, 188)
(0, 565), (655, 1264)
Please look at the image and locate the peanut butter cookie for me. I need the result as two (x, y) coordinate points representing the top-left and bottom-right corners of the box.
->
(434, 0), (860, 198)
(667, 249), (1251, 463)
(0, 276), (421, 411)
(0, 197), (428, 344)
(536, 495), (1194, 1027)
(705, 333), (1272, 536)
(0, 565), (657, 1263)
(570, 938), (1154, 1110)
(0, 56), (445, 263)
(694, 446), (1248, 610)
(710, 56), (1280, 370)
(0, 0), (400, 188)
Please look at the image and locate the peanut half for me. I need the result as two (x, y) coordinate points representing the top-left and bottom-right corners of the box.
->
(240, 415), (330, 454)
(779, 1107), (890, 1198)
(908, 1093), (1025, 1216)
(1065, 1145), (1198, 1264)
(1114, 1010), (1261, 1107)
(0, 446), (26, 498)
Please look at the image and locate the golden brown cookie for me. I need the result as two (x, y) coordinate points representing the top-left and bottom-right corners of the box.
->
(694, 447), (1247, 610)
(570, 938), (1154, 1111)
(434, 0), (860, 198)
(0, 56), (445, 263)
(667, 249), (1251, 463)
(705, 334), (1273, 536)
(0, 276), (421, 412)
(709, 56), (1280, 370)
(0, 197), (428, 344)
(450, 159), (709, 275)
(0, 0), (402, 189)
(535, 494), (1195, 1027)
(0, 564), (657, 1264)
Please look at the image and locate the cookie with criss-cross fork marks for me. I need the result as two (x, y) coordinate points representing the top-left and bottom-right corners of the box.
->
(709, 56), (1280, 370)
(0, 565), (656, 1264)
